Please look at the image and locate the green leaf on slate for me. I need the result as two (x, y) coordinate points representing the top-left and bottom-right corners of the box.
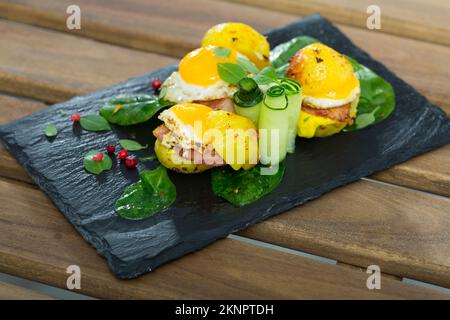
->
(44, 124), (58, 137)
(100, 95), (173, 126)
(119, 139), (148, 151)
(80, 115), (111, 132)
(344, 57), (395, 132)
(83, 150), (112, 175)
(211, 162), (285, 207)
(115, 166), (176, 220)
(217, 63), (247, 85)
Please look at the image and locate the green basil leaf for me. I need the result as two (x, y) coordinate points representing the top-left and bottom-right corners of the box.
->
(115, 166), (176, 220)
(344, 57), (395, 132)
(83, 150), (112, 175)
(44, 124), (58, 137)
(100, 94), (173, 126)
(211, 162), (285, 207)
(253, 66), (278, 85)
(237, 56), (259, 74)
(119, 139), (148, 151)
(270, 36), (319, 68)
(80, 115), (111, 132)
(214, 47), (231, 59)
(217, 63), (247, 85)
(58, 110), (68, 116)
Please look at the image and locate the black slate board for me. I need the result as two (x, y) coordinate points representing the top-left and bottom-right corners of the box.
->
(1, 15), (449, 279)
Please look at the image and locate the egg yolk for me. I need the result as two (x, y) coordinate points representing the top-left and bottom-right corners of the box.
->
(288, 43), (359, 100)
(170, 103), (213, 128)
(179, 46), (237, 87)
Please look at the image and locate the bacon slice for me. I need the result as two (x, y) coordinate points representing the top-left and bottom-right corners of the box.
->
(302, 103), (353, 124)
(194, 97), (235, 113)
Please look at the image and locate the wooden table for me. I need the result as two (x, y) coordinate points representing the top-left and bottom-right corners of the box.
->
(0, 0), (449, 299)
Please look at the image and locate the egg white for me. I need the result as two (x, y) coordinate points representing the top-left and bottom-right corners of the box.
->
(161, 71), (237, 103)
(303, 85), (360, 108)
(158, 109), (204, 150)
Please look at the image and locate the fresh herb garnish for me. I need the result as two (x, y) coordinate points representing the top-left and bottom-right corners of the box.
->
(119, 139), (148, 151)
(214, 47), (231, 59)
(100, 95), (173, 126)
(354, 106), (381, 129)
(83, 150), (112, 174)
(44, 124), (58, 137)
(217, 63), (247, 85)
(253, 66), (278, 85)
(79, 115), (111, 132)
(115, 166), (176, 220)
(211, 162), (285, 207)
(237, 56), (259, 74)
(59, 110), (68, 116)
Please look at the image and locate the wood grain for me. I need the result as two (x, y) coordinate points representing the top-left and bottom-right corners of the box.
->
(238, 180), (450, 288)
(223, 0), (450, 47)
(0, 20), (175, 103)
(0, 281), (54, 300)
(0, 178), (446, 299)
(0, 1), (449, 112)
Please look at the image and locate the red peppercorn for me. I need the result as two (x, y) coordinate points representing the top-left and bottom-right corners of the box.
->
(125, 157), (138, 169)
(106, 144), (115, 154)
(92, 152), (104, 161)
(151, 78), (162, 91)
(71, 113), (81, 122)
(117, 149), (129, 160)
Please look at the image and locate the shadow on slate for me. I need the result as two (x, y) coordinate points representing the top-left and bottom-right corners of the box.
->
(1, 15), (449, 279)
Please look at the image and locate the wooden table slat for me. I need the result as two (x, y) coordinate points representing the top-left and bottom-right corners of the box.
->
(0, 177), (447, 299)
(224, 0), (450, 47)
(0, 281), (54, 300)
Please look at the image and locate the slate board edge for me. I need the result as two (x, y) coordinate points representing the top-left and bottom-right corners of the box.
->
(0, 14), (449, 279)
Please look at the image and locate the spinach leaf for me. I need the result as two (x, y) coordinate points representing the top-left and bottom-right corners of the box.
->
(119, 139), (148, 151)
(211, 162), (285, 207)
(344, 57), (395, 131)
(80, 115), (111, 131)
(44, 124), (58, 137)
(83, 150), (112, 175)
(100, 94), (173, 126)
(115, 166), (176, 220)
(270, 36), (319, 68)
(217, 63), (247, 85)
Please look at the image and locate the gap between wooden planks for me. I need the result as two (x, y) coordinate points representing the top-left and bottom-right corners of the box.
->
(1, 93), (450, 289)
(0, 281), (55, 300)
(222, 0), (450, 47)
(0, 177), (447, 299)
(0, 17), (449, 196)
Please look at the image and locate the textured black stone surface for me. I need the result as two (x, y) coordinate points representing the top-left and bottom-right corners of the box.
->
(1, 15), (449, 279)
